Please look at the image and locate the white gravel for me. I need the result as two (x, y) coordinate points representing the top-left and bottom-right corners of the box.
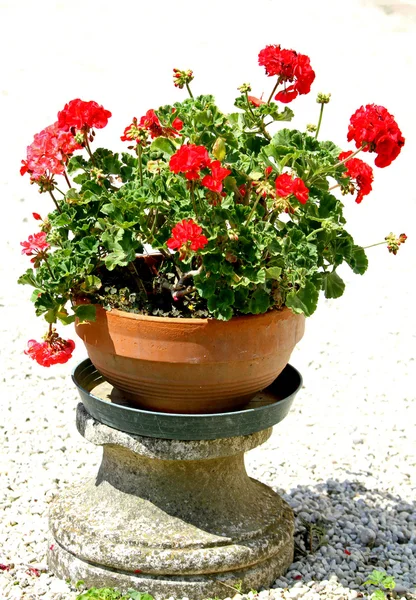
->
(1, 0), (415, 599)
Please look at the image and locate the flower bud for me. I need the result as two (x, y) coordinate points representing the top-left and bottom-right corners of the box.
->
(238, 83), (252, 93)
(385, 232), (407, 255)
(172, 68), (194, 89)
(212, 138), (226, 161)
(316, 93), (331, 104)
(74, 131), (85, 144)
(306, 123), (317, 133)
(32, 212), (42, 221)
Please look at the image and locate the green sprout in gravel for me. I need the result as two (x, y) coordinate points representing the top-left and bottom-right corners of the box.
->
(364, 569), (396, 600)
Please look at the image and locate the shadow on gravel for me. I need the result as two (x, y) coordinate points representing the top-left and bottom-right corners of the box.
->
(271, 478), (416, 593)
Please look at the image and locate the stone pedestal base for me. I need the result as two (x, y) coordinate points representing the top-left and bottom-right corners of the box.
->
(48, 404), (294, 599)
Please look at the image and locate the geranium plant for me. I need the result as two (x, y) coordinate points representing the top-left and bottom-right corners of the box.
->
(19, 44), (406, 367)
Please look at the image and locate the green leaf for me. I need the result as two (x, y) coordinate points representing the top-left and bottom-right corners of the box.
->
(74, 304), (97, 323)
(265, 266), (282, 280)
(194, 274), (217, 299)
(127, 592), (154, 600)
(207, 288), (235, 320)
(248, 289), (270, 314)
(18, 268), (39, 288)
(150, 137), (176, 157)
(364, 570), (386, 586)
(52, 212), (72, 226)
(30, 288), (43, 302)
(285, 281), (319, 317)
(34, 292), (57, 316)
(79, 237), (100, 254)
(80, 275), (102, 293)
(382, 577), (396, 590)
(58, 313), (76, 325)
(371, 591), (386, 600)
(347, 245), (368, 275)
(241, 266), (266, 284)
(322, 271), (345, 299)
(234, 287), (249, 309)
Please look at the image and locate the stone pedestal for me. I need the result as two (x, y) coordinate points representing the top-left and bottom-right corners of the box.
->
(48, 404), (294, 599)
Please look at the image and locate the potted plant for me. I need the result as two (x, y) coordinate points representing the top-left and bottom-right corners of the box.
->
(18, 44), (406, 413)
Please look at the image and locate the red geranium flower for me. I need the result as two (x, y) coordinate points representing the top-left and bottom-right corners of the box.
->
(201, 160), (231, 193)
(25, 332), (75, 367)
(258, 45), (315, 103)
(21, 232), (50, 256)
(57, 99), (111, 133)
(347, 104), (405, 168)
(291, 177), (309, 204)
(21, 123), (81, 181)
(169, 144), (211, 180)
(275, 173), (309, 204)
(339, 151), (374, 203)
(139, 109), (164, 139)
(167, 218), (208, 260)
(275, 173), (294, 197)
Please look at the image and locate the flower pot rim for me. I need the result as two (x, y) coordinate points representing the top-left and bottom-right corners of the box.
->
(94, 304), (294, 326)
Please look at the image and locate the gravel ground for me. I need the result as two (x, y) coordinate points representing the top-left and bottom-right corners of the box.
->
(1, 0), (416, 599)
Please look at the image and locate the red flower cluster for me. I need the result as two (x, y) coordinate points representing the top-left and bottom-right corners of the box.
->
(121, 110), (183, 144)
(275, 173), (309, 204)
(57, 99), (111, 133)
(139, 109), (165, 139)
(169, 144), (211, 180)
(21, 232), (50, 263)
(201, 160), (231, 193)
(25, 333), (75, 367)
(20, 123), (81, 180)
(347, 104), (405, 168)
(258, 45), (315, 103)
(339, 151), (373, 204)
(167, 218), (208, 260)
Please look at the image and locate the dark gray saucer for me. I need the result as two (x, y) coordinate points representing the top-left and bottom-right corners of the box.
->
(72, 359), (303, 440)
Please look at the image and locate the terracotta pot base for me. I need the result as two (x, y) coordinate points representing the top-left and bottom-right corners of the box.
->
(75, 307), (305, 414)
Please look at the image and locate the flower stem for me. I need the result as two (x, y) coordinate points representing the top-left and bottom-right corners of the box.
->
(306, 227), (325, 241)
(43, 256), (55, 279)
(244, 91), (271, 141)
(245, 192), (263, 226)
(84, 134), (96, 165)
(63, 169), (72, 189)
(150, 209), (158, 235)
(315, 103), (325, 140)
(309, 143), (366, 185)
(190, 183), (198, 216)
(186, 82), (194, 99)
(332, 144), (366, 169)
(137, 144), (143, 186)
(48, 191), (62, 213)
(267, 78), (280, 104)
(329, 183), (340, 191)
(362, 241), (386, 249)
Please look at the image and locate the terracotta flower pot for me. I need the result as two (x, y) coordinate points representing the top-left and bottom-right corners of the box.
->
(75, 306), (305, 414)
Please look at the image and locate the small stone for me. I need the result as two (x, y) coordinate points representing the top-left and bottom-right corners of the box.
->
(359, 527), (376, 545)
